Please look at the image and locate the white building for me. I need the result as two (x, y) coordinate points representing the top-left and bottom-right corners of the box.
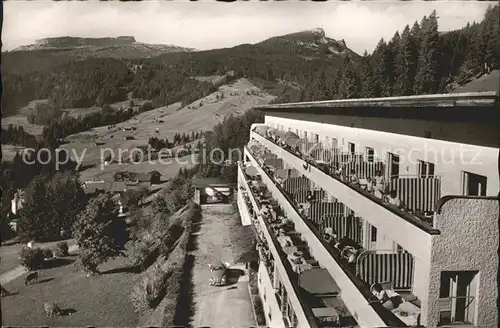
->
(237, 92), (499, 328)
(11, 189), (25, 215)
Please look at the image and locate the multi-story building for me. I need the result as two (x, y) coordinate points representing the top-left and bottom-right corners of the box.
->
(237, 92), (499, 328)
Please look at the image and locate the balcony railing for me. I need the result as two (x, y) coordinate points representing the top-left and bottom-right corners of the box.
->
(252, 145), (418, 293)
(239, 163), (320, 328)
(252, 129), (440, 235)
(245, 146), (408, 328)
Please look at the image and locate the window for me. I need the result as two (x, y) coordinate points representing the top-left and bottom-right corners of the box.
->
(371, 226), (377, 242)
(462, 171), (487, 196)
(314, 134), (319, 143)
(388, 153), (400, 178)
(366, 147), (375, 162)
(303, 131), (308, 139)
(418, 160), (435, 177)
(348, 142), (355, 155)
(288, 127), (291, 132)
(295, 128), (299, 135)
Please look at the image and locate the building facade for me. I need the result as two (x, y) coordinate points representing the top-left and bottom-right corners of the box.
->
(237, 92), (499, 328)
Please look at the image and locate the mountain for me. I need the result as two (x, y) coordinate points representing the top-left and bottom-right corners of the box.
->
(257, 28), (359, 60)
(8, 36), (195, 55)
(2, 36), (195, 74)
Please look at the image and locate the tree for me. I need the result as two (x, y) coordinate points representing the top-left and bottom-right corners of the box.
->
(73, 194), (126, 274)
(47, 171), (87, 237)
(122, 188), (149, 209)
(359, 51), (376, 98)
(372, 39), (393, 97)
(394, 25), (419, 96)
(338, 58), (361, 99)
(18, 175), (57, 241)
(414, 11), (440, 94)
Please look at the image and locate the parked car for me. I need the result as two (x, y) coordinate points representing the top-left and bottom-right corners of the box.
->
(208, 262), (229, 286)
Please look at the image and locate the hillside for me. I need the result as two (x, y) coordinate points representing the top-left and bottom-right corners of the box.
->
(60, 78), (274, 167)
(2, 36), (194, 74)
(449, 70), (500, 93)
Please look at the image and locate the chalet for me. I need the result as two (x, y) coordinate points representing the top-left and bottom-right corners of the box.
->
(83, 180), (151, 194)
(113, 170), (162, 184)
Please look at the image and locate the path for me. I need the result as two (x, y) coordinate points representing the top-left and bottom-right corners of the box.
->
(190, 204), (256, 328)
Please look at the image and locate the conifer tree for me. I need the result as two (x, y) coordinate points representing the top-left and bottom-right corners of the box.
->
(339, 58), (361, 99)
(414, 11), (440, 94)
(359, 51), (376, 98)
(18, 176), (56, 241)
(394, 25), (419, 96)
(373, 39), (393, 97)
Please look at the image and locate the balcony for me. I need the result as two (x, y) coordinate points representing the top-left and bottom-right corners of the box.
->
(239, 165), (319, 328)
(250, 127), (439, 261)
(243, 148), (413, 328)
(239, 163), (358, 328)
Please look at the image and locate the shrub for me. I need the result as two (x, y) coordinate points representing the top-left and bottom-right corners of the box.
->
(54, 241), (69, 257)
(131, 263), (173, 312)
(129, 240), (159, 271)
(42, 248), (54, 259)
(19, 247), (45, 270)
(253, 296), (266, 325)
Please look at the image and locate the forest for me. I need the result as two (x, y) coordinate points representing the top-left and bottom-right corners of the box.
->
(1, 6), (498, 239)
(3, 5), (497, 120)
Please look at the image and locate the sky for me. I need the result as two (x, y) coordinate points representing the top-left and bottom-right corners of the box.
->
(2, 1), (494, 54)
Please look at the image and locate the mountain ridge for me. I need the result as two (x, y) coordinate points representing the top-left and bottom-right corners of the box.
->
(9, 36), (196, 53)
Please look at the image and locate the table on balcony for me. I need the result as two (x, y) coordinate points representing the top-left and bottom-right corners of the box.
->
(393, 301), (420, 326)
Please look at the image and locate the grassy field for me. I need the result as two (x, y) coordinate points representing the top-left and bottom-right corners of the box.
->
(1, 251), (140, 326)
(1, 78), (274, 182)
(78, 154), (196, 186)
(0, 239), (78, 275)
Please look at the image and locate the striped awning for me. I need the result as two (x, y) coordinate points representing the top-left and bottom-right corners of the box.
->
(284, 131), (298, 139)
(356, 251), (415, 290)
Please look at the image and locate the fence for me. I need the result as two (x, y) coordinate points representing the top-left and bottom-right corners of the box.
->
(264, 158), (284, 170)
(389, 176), (441, 212)
(308, 201), (346, 223)
(342, 161), (385, 179)
(283, 177), (311, 195)
(356, 250), (414, 290)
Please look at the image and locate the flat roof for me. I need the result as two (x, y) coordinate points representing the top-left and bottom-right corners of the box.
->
(255, 91), (499, 111)
(191, 177), (236, 188)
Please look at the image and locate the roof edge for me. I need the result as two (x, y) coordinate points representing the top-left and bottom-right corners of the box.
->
(256, 91), (499, 110)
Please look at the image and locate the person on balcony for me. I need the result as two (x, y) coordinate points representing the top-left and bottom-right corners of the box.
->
(366, 177), (374, 194)
(306, 191), (314, 203)
(374, 171), (385, 198)
(349, 169), (360, 187)
(371, 283), (404, 310)
(298, 204), (306, 216)
(386, 190), (402, 209)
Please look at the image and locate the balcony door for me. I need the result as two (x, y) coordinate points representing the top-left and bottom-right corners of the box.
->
(387, 153), (400, 178)
(439, 271), (478, 325)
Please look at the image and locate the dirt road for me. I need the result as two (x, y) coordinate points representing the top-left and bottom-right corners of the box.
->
(190, 204), (256, 328)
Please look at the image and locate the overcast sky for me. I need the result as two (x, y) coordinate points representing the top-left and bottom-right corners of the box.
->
(2, 1), (493, 54)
